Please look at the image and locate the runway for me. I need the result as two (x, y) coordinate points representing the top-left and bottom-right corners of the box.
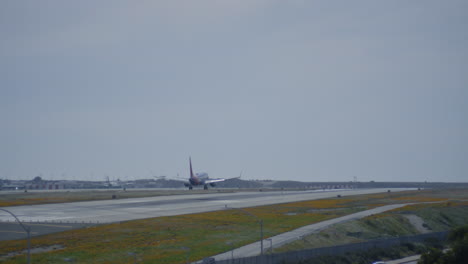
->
(0, 188), (411, 241)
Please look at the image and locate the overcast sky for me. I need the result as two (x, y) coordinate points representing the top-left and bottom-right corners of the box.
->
(1, 1), (467, 183)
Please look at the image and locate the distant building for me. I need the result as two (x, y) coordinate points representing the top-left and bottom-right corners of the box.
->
(25, 181), (65, 190)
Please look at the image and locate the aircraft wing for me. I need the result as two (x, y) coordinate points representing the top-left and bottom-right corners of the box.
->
(205, 174), (241, 184)
(204, 178), (226, 184)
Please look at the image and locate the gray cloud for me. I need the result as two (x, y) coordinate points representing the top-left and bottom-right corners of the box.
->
(1, 0), (467, 182)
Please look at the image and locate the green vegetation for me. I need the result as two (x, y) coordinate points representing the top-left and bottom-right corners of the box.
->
(297, 243), (431, 264)
(1, 189), (467, 263)
(412, 204), (468, 231)
(418, 225), (468, 264)
(275, 201), (468, 253)
(275, 201), (468, 264)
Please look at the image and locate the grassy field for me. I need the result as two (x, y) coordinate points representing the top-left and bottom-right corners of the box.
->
(275, 194), (468, 253)
(1, 188), (467, 263)
(273, 201), (468, 264)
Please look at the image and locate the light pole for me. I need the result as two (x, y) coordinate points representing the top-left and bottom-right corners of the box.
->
(0, 208), (31, 264)
(226, 207), (264, 256)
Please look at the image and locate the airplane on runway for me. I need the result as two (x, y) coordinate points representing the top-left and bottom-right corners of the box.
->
(184, 157), (239, 190)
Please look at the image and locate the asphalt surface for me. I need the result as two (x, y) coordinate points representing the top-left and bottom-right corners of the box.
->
(0, 188), (412, 241)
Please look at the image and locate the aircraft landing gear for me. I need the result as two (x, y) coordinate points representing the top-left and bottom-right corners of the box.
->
(204, 185), (208, 190)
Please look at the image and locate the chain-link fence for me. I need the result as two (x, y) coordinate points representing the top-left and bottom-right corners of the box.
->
(209, 231), (448, 264)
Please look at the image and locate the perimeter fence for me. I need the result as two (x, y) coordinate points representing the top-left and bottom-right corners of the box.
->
(209, 231), (448, 264)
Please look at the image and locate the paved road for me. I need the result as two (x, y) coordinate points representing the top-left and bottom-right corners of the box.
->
(0, 188), (412, 241)
(210, 203), (413, 261)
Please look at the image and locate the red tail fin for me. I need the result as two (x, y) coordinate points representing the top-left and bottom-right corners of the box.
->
(189, 157), (195, 179)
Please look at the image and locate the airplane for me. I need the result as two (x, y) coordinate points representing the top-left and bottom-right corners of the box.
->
(105, 176), (123, 188)
(184, 157), (238, 190)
